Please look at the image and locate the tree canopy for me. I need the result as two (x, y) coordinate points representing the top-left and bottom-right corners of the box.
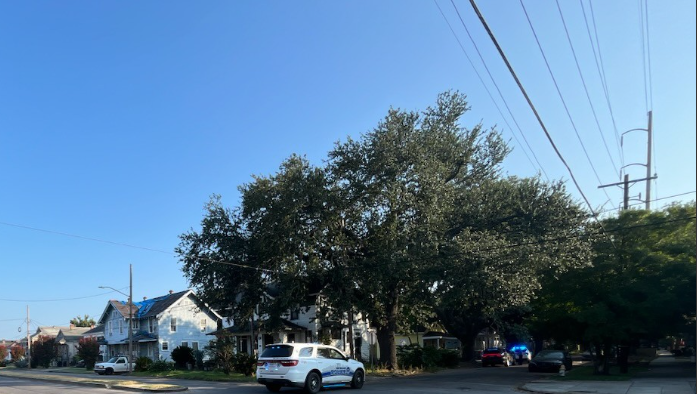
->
(528, 202), (696, 373)
(177, 91), (595, 368)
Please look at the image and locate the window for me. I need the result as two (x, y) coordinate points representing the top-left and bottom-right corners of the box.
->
(200, 318), (206, 332)
(119, 320), (123, 334)
(182, 341), (189, 348)
(331, 328), (341, 340)
(287, 333), (296, 343)
(149, 318), (155, 333)
(108, 321), (112, 336)
(170, 317), (177, 332)
(290, 309), (299, 320)
(162, 342), (169, 351)
(299, 347), (313, 357)
(131, 319), (139, 330)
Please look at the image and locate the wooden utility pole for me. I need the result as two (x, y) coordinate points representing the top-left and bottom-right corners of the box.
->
(26, 305), (31, 368)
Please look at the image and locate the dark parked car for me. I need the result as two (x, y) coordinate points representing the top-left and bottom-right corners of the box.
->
(481, 347), (513, 367)
(528, 350), (573, 372)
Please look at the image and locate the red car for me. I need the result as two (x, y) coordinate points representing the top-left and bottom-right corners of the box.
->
(481, 347), (513, 367)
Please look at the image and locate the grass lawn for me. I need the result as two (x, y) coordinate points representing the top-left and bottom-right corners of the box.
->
(550, 364), (650, 381)
(132, 369), (255, 382)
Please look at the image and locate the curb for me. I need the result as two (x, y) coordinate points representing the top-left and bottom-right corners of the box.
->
(0, 370), (188, 392)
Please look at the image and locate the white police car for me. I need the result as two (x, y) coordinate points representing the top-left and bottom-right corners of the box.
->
(256, 343), (365, 393)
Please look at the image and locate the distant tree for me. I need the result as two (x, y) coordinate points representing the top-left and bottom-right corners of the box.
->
(77, 337), (100, 370)
(529, 203), (696, 374)
(11, 344), (25, 361)
(32, 336), (57, 368)
(70, 315), (96, 327)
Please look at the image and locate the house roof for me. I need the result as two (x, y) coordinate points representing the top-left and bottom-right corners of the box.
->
(207, 319), (306, 336)
(134, 290), (190, 318)
(56, 327), (93, 342)
(98, 290), (222, 324)
(83, 325), (104, 336)
(32, 326), (69, 339)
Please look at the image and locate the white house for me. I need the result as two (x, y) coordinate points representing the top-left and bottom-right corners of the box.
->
(97, 289), (222, 361)
(209, 289), (374, 362)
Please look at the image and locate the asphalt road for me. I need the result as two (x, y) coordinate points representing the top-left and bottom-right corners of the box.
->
(0, 364), (547, 394)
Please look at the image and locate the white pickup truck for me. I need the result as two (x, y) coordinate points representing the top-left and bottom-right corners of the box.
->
(94, 356), (135, 375)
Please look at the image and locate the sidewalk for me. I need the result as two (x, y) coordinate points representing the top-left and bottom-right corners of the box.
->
(521, 350), (696, 394)
(0, 368), (188, 392)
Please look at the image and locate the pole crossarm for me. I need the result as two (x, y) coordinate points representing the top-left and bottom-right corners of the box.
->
(598, 176), (657, 189)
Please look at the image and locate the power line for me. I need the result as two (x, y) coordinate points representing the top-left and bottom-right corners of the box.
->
(444, 0), (550, 180)
(584, 0), (624, 169)
(0, 287), (129, 303)
(0, 220), (272, 273)
(596, 191), (696, 214)
(464, 0), (607, 227)
(518, 0), (615, 207)
(433, 0), (547, 179)
(555, 0), (619, 175)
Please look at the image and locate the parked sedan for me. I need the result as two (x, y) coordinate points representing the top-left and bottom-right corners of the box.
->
(528, 350), (573, 372)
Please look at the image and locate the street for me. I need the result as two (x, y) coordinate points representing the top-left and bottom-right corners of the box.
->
(0, 364), (543, 394)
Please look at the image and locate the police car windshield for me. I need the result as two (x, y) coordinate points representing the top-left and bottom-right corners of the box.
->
(261, 345), (294, 358)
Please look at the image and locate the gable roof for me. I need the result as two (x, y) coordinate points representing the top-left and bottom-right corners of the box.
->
(83, 325), (104, 336)
(98, 290), (222, 324)
(32, 326), (68, 339)
(56, 327), (93, 343)
(135, 290), (190, 318)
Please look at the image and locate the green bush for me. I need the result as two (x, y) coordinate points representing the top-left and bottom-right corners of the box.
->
(149, 360), (175, 372)
(171, 345), (195, 369)
(135, 357), (153, 372)
(397, 344), (460, 370)
(232, 353), (257, 376)
(14, 359), (28, 368)
(193, 350), (204, 370)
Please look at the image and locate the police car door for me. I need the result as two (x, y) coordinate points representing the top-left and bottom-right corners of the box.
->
(325, 347), (352, 384)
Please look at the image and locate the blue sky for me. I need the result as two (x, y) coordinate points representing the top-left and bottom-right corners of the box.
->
(0, 0), (694, 341)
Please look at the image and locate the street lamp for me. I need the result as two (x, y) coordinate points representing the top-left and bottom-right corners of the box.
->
(99, 264), (133, 373)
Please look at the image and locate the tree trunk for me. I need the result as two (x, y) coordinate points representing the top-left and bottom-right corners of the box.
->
(457, 330), (481, 362)
(377, 295), (399, 370)
(348, 309), (355, 359)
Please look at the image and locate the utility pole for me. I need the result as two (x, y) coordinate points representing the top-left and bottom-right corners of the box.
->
(610, 111), (656, 211)
(26, 305), (31, 368)
(645, 111), (653, 210)
(128, 263), (133, 373)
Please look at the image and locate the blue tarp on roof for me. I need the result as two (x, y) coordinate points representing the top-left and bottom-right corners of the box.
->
(117, 293), (174, 318)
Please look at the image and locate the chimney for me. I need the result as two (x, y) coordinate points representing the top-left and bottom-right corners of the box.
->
(70, 324), (75, 330)
(169, 290), (174, 295)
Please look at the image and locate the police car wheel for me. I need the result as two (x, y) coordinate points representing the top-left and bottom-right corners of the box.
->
(351, 369), (364, 389)
(305, 371), (321, 394)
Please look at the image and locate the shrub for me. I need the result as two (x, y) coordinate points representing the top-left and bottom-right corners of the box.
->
(11, 346), (25, 361)
(0, 360), (6, 367)
(77, 337), (100, 370)
(0, 345), (7, 361)
(193, 350), (204, 370)
(233, 353), (257, 376)
(205, 333), (235, 374)
(135, 357), (153, 372)
(170, 345), (195, 369)
(397, 344), (460, 370)
(32, 336), (57, 368)
(14, 359), (28, 368)
(148, 360), (175, 372)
